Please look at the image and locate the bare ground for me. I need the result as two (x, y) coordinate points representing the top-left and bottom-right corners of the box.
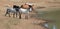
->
(0, 9), (49, 29)
(0, 0), (60, 29)
(0, 3), (48, 29)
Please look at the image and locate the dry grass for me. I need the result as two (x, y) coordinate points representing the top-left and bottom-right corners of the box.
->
(0, 0), (60, 29)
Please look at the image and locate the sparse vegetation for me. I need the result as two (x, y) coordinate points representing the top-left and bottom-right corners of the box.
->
(0, 0), (60, 29)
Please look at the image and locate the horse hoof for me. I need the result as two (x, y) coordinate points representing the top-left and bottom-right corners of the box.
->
(5, 14), (6, 16)
(5, 15), (6, 16)
(19, 18), (21, 19)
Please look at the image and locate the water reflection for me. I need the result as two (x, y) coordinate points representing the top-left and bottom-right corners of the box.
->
(44, 23), (57, 29)
(44, 23), (49, 28)
(53, 24), (56, 29)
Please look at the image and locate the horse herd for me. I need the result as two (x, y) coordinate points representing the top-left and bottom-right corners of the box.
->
(5, 3), (36, 19)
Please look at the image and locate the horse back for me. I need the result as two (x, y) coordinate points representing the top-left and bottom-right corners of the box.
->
(21, 4), (29, 9)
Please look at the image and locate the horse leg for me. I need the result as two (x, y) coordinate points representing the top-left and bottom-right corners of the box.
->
(16, 12), (18, 18)
(5, 9), (9, 16)
(19, 12), (21, 19)
(25, 14), (28, 19)
(5, 11), (8, 16)
(13, 12), (15, 18)
(8, 12), (11, 17)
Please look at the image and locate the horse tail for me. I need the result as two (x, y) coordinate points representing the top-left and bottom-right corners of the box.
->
(6, 8), (10, 14)
(5, 8), (10, 16)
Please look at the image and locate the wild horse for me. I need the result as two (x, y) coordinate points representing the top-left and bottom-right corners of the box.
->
(5, 7), (20, 18)
(5, 4), (36, 19)
(19, 3), (37, 19)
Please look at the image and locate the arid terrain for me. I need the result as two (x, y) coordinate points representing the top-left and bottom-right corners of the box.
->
(0, 0), (60, 29)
